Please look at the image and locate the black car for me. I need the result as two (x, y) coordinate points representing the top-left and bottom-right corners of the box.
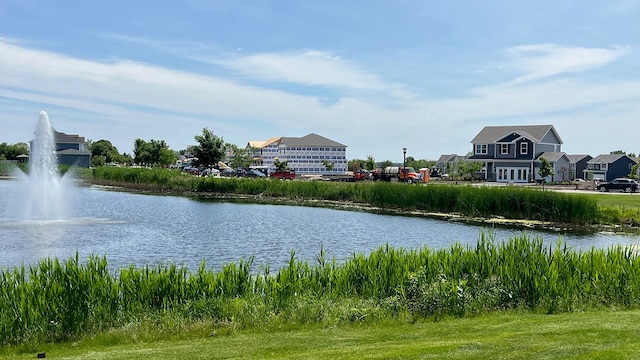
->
(597, 178), (638, 193)
(245, 169), (266, 178)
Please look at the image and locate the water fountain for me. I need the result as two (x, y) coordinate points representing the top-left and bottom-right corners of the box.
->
(7, 111), (74, 221)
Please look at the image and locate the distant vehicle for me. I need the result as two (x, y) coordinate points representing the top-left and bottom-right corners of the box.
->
(270, 170), (296, 180)
(321, 169), (370, 182)
(245, 169), (266, 178)
(220, 168), (234, 177)
(372, 166), (421, 184)
(597, 178), (638, 193)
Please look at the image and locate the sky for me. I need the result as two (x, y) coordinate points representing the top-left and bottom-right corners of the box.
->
(1, 1), (639, 162)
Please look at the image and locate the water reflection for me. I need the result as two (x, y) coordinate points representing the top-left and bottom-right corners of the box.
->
(1, 180), (639, 272)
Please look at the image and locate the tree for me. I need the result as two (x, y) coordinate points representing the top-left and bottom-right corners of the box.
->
(364, 155), (376, 171)
(0, 142), (29, 160)
(456, 159), (483, 181)
(538, 157), (553, 190)
(228, 145), (254, 170)
(89, 139), (121, 165)
(192, 128), (225, 168)
(273, 158), (289, 172)
(630, 162), (639, 180)
(380, 160), (394, 168)
(133, 139), (176, 167)
(322, 158), (335, 172)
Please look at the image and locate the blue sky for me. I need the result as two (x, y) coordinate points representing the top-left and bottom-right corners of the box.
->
(1, 1), (639, 161)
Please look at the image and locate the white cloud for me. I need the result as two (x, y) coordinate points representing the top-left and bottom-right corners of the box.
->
(1, 39), (639, 161)
(213, 50), (387, 91)
(503, 44), (630, 84)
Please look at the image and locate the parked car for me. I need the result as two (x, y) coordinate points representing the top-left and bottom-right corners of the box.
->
(219, 167), (234, 177)
(245, 169), (266, 178)
(597, 178), (638, 193)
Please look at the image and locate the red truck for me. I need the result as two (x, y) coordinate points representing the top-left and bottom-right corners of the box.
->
(270, 170), (296, 180)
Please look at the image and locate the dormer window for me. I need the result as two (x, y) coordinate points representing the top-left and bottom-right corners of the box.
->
(520, 143), (528, 154)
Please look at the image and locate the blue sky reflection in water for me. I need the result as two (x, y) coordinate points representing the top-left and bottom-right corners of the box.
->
(1, 180), (640, 272)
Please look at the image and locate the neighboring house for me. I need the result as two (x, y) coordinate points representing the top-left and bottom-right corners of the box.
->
(468, 125), (563, 183)
(247, 133), (348, 175)
(54, 131), (91, 168)
(28, 130), (91, 168)
(566, 154), (593, 180)
(435, 154), (462, 175)
(536, 152), (571, 183)
(584, 154), (638, 181)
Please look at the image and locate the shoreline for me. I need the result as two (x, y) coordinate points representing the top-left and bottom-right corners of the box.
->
(88, 179), (638, 235)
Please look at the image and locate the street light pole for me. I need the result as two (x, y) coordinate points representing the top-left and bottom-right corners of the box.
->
(402, 147), (407, 183)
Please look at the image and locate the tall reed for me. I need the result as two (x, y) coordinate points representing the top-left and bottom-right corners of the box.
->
(5, 233), (640, 345)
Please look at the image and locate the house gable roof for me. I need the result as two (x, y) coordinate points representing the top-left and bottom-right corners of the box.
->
(436, 154), (459, 163)
(471, 125), (563, 145)
(54, 130), (85, 144)
(566, 154), (592, 163)
(537, 152), (568, 162)
(587, 154), (630, 164)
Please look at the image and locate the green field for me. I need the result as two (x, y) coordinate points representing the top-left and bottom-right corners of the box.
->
(586, 192), (640, 209)
(3, 310), (640, 359)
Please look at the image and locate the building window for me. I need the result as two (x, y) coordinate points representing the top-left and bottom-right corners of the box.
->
(475, 144), (487, 154)
(500, 144), (509, 154)
(520, 143), (528, 154)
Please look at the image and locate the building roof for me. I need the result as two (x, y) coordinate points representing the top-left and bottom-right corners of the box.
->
(279, 133), (346, 147)
(247, 137), (280, 149)
(470, 125), (563, 144)
(54, 130), (85, 144)
(57, 148), (91, 155)
(537, 152), (567, 162)
(566, 154), (592, 163)
(588, 154), (630, 164)
(436, 154), (459, 163)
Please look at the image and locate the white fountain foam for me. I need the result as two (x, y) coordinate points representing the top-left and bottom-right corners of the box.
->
(6, 111), (75, 221)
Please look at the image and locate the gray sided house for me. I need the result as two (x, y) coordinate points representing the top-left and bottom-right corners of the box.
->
(566, 154), (592, 180)
(468, 125), (563, 183)
(435, 154), (462, 175)
(54, 130), (91, 168)
(536, 152), (571, 183)
(584, 154), (637, 182)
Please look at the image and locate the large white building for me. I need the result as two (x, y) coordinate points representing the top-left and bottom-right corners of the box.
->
(247, 133), (347, 175)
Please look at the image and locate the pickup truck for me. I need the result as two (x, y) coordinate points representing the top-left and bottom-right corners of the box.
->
(270, 170), (296, 180)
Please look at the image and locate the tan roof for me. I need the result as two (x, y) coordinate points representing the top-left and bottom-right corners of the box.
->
(247, 137), (280, 149)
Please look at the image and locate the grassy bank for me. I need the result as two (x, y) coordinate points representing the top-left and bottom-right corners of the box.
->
(4, 235), (640, 347)
(4, 309), (640, 359)
(90, 167), (610, 226)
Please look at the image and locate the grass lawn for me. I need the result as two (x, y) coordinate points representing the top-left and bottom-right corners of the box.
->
(4, 309), (640, 360)
(586, 192), (640, 210)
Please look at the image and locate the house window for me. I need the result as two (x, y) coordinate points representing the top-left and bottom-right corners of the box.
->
(601, 163), (607, 170)
(475, 144), (487, 154)
(520, 143), (528, 154)
(500, 144), (509, 154)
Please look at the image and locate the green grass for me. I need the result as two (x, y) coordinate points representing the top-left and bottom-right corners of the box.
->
(3, 310), (640, 359)
(582, 192), (640, 209)
(6, 235), (640, 347)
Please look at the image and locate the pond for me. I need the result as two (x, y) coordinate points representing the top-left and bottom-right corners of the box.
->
(1, 179), (639, 272)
